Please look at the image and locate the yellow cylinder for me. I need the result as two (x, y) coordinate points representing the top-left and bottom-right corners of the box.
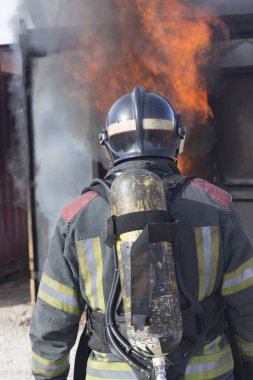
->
(110, 168), (182, 358)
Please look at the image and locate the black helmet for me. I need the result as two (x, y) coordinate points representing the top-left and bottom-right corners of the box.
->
(99, 87), (186, 165)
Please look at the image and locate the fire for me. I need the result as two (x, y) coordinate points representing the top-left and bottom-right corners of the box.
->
(67, 0), (228, 174)
(178, 152), (192, 174)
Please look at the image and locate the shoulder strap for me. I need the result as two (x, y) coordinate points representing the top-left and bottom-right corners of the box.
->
(82, 178), (111, 203)
(163, 174), (196, 202)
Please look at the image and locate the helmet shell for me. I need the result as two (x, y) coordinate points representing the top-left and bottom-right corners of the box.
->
(100, 87), (185, 165)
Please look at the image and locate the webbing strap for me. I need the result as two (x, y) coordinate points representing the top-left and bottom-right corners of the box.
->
(87, 297), (226, 359)
(73, 325), (91, 380)
(163, 174), (196, 202)
(106, 210), (177, 247)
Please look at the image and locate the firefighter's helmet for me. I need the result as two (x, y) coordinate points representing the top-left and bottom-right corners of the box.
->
(99, 86), (186, 165)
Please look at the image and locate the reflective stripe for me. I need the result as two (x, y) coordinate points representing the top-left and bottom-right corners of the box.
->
(93, 237), (106, 313)
(185, 344), (233, 380)
(143, 119), (174, 131)
(76, 239), (95, 308)
(195, 227), (205, 300)
(85, 238), (99, 308)
(107, 119), (174, 137)
(76, 237), (105, 312)
(203, 227), (212, 296)
(87, 358), (137, 380)
(203, 335), (223, 355)
(108, 120), (136, 137)
(38, 274), (81, 315)
(195, 226), (219, 301)
(32, 351), (69, 378)
(93, 351), (109, 362)
(222, 257), (253, 296)
(40, 282), (80, 308)
(236, 335), (253, 357)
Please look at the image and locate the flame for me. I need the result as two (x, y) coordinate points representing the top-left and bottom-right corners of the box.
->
(67, 0), (228, 173)
(178, 152), (192, 174)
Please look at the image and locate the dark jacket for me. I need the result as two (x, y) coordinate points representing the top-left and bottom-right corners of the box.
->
(30, 160), (253, 380)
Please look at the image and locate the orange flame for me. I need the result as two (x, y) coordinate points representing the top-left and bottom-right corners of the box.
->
(67, 0), (228, 173)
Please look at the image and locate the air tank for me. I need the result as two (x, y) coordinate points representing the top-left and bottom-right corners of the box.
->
(110, 168), (182, 378)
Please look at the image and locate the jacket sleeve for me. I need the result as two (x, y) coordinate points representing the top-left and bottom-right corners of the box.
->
(30, 217), (85, 380)
(221, 203), (253, 379)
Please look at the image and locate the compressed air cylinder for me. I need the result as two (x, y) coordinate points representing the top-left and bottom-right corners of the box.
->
(110, 168), (182, 358)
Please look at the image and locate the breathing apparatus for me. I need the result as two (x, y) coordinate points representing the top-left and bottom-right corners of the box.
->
(105, 168), (183, 380)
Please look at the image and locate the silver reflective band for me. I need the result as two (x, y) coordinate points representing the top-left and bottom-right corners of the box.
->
(203, 226), (212, 296)
(223, 267), (253, 289)
(108, 119), (174, 137)
(40, 282), (80, 308)
(84, 239), (100, 308)
(185, 352), (232, 375)
(32, 358), (67, 372)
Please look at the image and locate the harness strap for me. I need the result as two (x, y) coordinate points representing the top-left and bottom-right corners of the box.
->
(86, 309), (111, 353)
(87, 293), (226, 361)
(105, 210), (178, 247)
(73, 324), (91, 380)
(162, 174), (196, 202)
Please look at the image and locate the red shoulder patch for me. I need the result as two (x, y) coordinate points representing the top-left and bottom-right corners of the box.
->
(191, 178), (231, 208)
(60, 191), (98, 222)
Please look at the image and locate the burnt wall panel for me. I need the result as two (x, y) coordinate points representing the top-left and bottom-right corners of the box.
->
(0, 72), (28, 278)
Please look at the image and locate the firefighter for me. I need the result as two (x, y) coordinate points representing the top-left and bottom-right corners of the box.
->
(30, 87), (253, 380)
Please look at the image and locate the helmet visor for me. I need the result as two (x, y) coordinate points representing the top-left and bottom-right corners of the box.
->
(109, 131), (139, 154)
(107, 118), (176, 157)
(107, 119), (139, 155)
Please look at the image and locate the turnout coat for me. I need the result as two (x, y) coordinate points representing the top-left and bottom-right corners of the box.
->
(30, 160), (253, 380)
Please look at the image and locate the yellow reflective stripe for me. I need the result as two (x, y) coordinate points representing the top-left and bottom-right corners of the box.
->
(185, 360), (233, 380)
(222, 257), (253, 296)
(32, 351), (68, 366)
(42, 273), (79, 298)
(203, 335), (221, 355)
(39, 290), (81, 315)
(93, 351), (109, 362)
(86, 358), (137, 380)
(32, 364), (68, 377)
(38, 273), (82, 315)
(195, 228), (205, 301)
(210, 226), (219, 293)
(76, 240), (96, 309)
(32, 352), (69, 377)
(224, 257), (253, 281)
(88, 359), (134, 371)
(236, 335), (253, 357)
(92, 237), (106, 313)
(195, 226), (219, 301)
(189, 344), (230, 365)
(185, 344), (233, 380)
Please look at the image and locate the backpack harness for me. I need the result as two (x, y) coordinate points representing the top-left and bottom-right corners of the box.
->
(74, 174), (227, 380)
